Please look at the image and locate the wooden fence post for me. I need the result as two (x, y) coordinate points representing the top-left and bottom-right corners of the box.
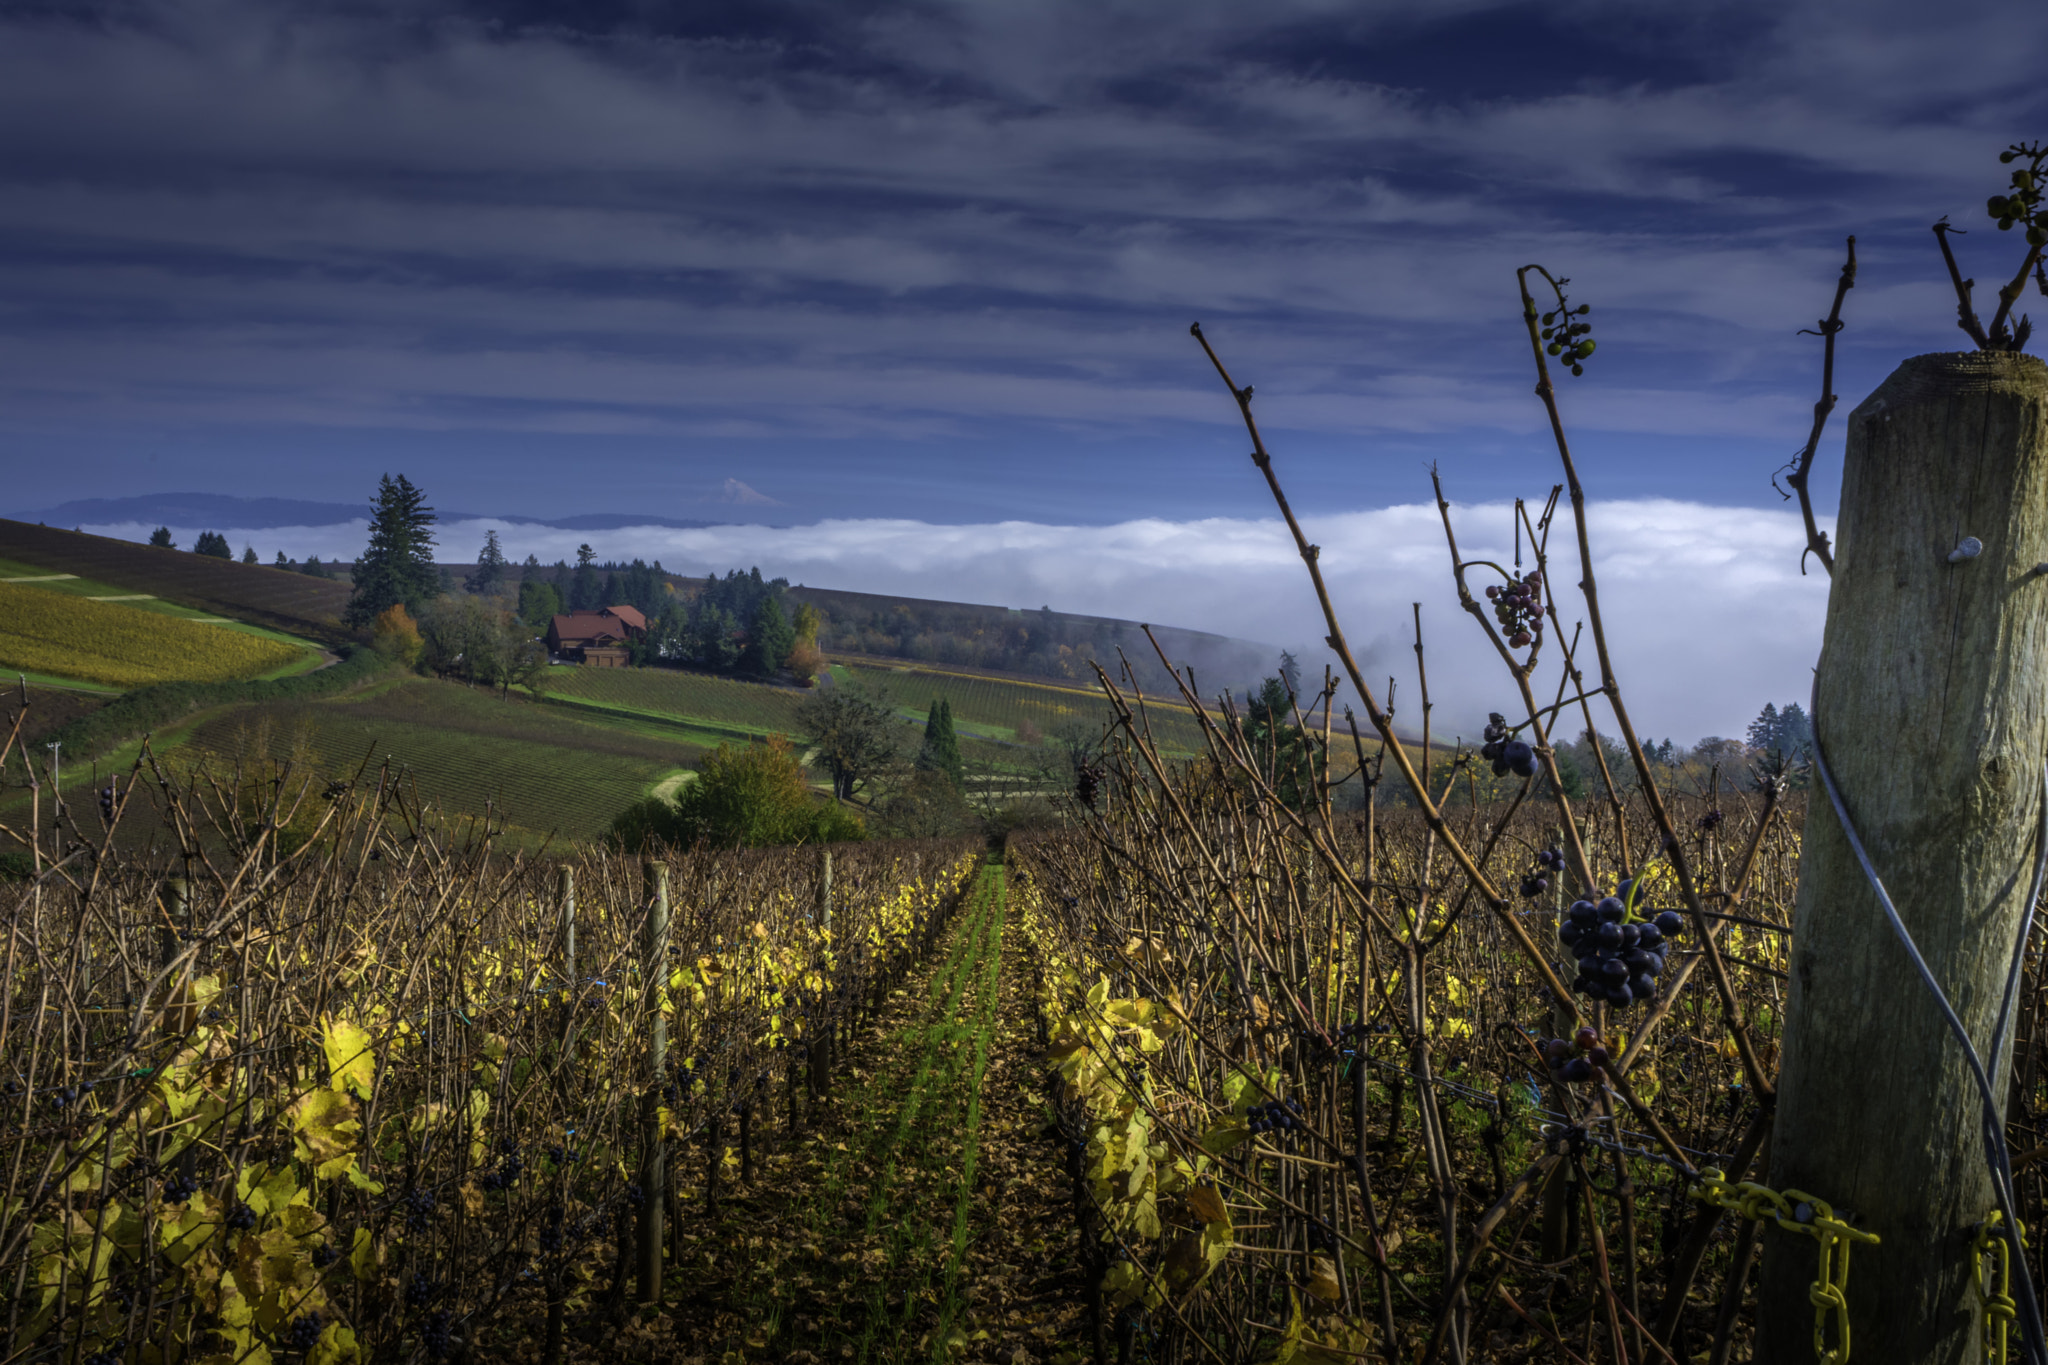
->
(1760, 351), (2048, 1365)
(637, 859), (669, 1305)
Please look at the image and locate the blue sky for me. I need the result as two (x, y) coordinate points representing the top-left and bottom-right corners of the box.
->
(3, 0), (2044, 526)
(3, 0), (2044, 740)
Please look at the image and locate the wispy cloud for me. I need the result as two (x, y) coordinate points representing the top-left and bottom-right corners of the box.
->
(0, 0), (2041, 520)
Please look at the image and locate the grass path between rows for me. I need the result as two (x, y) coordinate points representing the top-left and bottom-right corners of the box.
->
(644, 858), (1089, 1365)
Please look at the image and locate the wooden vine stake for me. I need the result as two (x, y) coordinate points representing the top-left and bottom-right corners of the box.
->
(1761, 351), (2048, 1363)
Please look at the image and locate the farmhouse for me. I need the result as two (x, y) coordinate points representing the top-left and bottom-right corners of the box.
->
(546, 605), (648, 667)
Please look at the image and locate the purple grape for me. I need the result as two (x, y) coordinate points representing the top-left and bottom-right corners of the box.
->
(1637, 925), (1663, 950)
(1561, 1058), (1593, 1083)
(1601, 958), (1629, 980)
(1618, 923), (1640, 949)
(1597, 897), (1627, 922)
(1629, 974), (1658, 1000)
(1569, 900), (1597, 924)
(1595, 922), (1623, 949)
(1654, 911), (1684, 936)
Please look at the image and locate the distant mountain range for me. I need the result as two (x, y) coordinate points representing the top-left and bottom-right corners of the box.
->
(13, 494), (730, 532)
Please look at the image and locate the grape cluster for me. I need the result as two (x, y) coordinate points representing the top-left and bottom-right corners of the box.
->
(83, 1344), (125, 1365)
(422, 1309), (454, 1360)
(406, 1270), (437, 1308)
(224, 1200), (257, 1231)
(163, 1172), (198, 1203)
(1989, 142), (2048, 248)
(478, 1149), (522, 1192)
(1560, 894), (1686, 1007)
(401, 1187), (436, 1232)
(313, 1241), (341, 1269)
(1696, 808), (1724, 832)
(539, 1206), (565, 1254)
(1484, 570), (1546, 649)
(1075, 761), (1104, 809)
(1520, 845), (1563, 899)
(1541, 302), (1597, 375)
(285, 1312), (323, 1351)
(1537, 1026), (1610, 1086)
(1480, 715), (1540, 780)
(98, 784), (117, 822)
(1247, 1098), (1304, 1138)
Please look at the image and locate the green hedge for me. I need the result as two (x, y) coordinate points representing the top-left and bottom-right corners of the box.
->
(44, 646), (392, 763)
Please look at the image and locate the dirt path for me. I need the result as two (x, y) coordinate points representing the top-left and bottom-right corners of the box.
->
(653, 861), (1089, 1364)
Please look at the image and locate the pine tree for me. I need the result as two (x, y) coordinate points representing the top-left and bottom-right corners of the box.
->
(193, 531), (231, 558)
(274, 551), (290, 567)
(466, 529), (507, 595)
(917, 697), (964, 789)
(345, 474), (440, 629)
(1746, 702), (1781, 754)
(241, 545), (257, 564)
(570, 544), (599, 612)
(747, 595), (797, 676)
(148, 526), (175, 549)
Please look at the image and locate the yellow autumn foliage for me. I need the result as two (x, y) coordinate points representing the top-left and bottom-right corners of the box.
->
(0, 581), (301, 686)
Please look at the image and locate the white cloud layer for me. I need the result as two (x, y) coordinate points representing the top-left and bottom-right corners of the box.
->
(101, 496), (1832, 742)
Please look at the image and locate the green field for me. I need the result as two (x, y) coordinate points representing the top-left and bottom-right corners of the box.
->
(533, 657), (1210, 768)
(838, 660), (1210, 755)
(174, 677), (695, 846)
(539, 664), (812, 746)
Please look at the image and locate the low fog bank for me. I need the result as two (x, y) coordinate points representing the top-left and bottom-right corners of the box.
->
(82, 499), (1830, 742)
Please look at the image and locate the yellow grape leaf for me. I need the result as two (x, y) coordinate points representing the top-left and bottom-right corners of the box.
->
(349, 1228), (380, 1283)
(290, 1089), (361, 1179)
(311, 1323), (363, 1364)
(321, 1018), (376, 1100)
(1306, 1254), (1341, 1302)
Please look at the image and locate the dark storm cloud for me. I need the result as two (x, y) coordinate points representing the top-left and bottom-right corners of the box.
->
(1, 0), (2045, 521)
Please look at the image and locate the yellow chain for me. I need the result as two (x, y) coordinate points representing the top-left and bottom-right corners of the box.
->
(1693, 1168), (1881, 1365)
(1974, 1210), (2027, 1365)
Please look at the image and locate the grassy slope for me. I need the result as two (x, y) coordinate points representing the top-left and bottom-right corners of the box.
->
(535, 657), (1209, 771)
(0, 580), (308, 688)
(0, 521), (354, 646)
(173, 677), (697, 847)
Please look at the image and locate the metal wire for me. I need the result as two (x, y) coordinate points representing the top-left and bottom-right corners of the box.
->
(1809, 682), (2048, 1365)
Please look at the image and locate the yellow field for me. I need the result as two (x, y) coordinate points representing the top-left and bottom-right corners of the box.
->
(0, 581), (303, 687)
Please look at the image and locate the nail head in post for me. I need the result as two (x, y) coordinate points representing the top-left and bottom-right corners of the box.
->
(1948, 536), (1984, 564)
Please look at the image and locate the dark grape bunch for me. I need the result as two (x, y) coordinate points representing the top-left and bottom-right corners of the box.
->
(82, 1343), (126, 1365)
(1538, 1026), (1611, 1086)
(1479, 714), (1541, 780)
(98, 784), (117, 823)
(401, 1186), (436, 1232)
(478, 1149), (522, 1192)
(406, 1270), (437, 1308)
(224, 1200), (258, 1231)
(1559, 891), (1686, 1007)
(1519, 845), (1564, 899)
(285, 1312), (323, 1351)
(1484, 570), (1545, 649)
(422, 1309), (455, 1360)
(163, 1172), (199, 1203)
(1075, 760), (1104, 809)
(1247, 1098), (1305, 1138)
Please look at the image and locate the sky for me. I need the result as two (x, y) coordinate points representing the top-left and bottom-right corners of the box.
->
(4, 0), (2044, 738)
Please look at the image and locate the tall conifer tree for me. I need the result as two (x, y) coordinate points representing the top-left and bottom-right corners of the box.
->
(345, 474), (440, 628)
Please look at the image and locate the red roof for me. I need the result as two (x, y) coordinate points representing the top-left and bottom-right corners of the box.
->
(601, 604), (647, 632)
(548, 613), (626, 648)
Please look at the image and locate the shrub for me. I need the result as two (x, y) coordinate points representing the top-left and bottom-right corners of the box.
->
(612, 737), (864, 850)
(372, 602), (424, 667)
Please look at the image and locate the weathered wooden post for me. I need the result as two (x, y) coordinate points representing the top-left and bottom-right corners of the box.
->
(1760, 351), (2048, 1364)
(637, 859), (669, 1305)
